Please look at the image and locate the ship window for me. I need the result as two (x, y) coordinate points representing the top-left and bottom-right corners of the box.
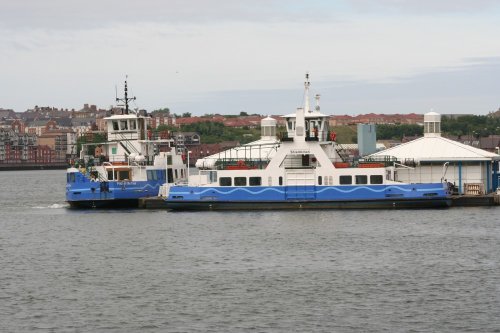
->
(249, 177), (261, 186)
(370, 175), (383, 184)
(147, 170), (153, 180)
(318, 176), (322, 185)
(108, 170), (114, 180)
(355, 175), (368, 185)
(279, 176), (283, 185)
(112, 121), (119, 131)
(175, 169), (178, 179)
(234, 177), (247, 186)
(220, 177), (232, 186)
(118, 170), (130, 180)
(130, 120), (137, 130)
(181, 169), (184, 178)
(120, 120), (128, 130)
(339, 175), (352, 185)
(68, 173), (76, 183)
(167, 156), (172, 165)
(167, 169), (173, 183)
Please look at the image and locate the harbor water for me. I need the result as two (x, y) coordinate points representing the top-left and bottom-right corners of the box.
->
(1, 170), (499, 332)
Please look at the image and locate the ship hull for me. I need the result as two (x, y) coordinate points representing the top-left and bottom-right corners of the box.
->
(165, 198), (451, 210)
(66, 172), (162, 209)
(164, 183), (451, 210)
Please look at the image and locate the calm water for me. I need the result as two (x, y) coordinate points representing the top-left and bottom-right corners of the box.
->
(0, 170), (499, 332)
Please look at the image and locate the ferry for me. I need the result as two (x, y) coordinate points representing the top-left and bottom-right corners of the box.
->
(163, 74), (451, 210)
(66, 80), (187, 208)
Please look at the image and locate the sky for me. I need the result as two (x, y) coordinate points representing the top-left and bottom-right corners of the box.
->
(1, 0), (500, 116)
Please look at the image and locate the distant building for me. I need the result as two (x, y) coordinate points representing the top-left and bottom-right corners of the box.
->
(172, 132), (201, 148)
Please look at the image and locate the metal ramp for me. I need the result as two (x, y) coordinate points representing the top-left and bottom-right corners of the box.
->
(285, 169), (316, 200)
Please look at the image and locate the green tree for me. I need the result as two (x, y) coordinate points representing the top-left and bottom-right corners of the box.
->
(151, 107), (170, 115)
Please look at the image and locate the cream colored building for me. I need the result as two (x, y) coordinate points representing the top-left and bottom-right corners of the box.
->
(369, 112), (500, 194)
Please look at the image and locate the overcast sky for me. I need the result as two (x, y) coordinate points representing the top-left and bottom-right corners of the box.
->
(1, 0), (500, 115)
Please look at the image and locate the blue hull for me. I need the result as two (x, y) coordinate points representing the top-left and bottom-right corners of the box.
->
(66, 173), (162, 208)
(165, 183), (451, 210)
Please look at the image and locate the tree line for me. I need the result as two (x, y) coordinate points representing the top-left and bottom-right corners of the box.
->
(376, 115), (500, 140)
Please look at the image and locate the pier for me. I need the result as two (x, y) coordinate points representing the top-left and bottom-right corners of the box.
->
(138, 194), (500, 209)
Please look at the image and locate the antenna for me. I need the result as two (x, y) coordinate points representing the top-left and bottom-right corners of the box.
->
(115, 75), (136, 115)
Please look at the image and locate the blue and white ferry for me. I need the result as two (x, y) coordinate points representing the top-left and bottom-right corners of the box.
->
(66, 81), (186, 208)
(164, 74), (451, 210)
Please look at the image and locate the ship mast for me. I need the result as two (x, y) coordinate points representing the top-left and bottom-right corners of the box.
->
(116, 76), (136, 114)
(304, 72), (311, 113)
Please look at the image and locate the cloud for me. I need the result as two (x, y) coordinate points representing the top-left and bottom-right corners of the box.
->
(175, 57), (500, 116)
(0, 0), (334, 30)
(347, 0), (500, 14)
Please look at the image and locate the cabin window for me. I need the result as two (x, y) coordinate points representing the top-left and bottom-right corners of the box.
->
(118, 170), (130, 180)
(318, 176), (322, 185)
(167, 156), (172, 165)
(159, 170), (166, 180)
(339, 175), (352, 185)
(174, 169), (178, 179)
(111, 147), (117, 155)
(370, 175), (383, 184)
(234, 177), (247, 186)
(107, 170), (114, 180)
(130, 120), (137, 130)
(279, 176), (283, 185)
(167, 169), (173, 183)
(120, 120), (128, 130)
(249, 177), (261, 186)
(220, 177), (232, 186)
(355, 175), (368, 185)
(180, 169), (184, 178)
(112, 121), (119, 131)
(68, 173), (76, 183)
(147, 170), (158, 181)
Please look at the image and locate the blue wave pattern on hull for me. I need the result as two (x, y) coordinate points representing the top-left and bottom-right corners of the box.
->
(167, 183), (448, 202)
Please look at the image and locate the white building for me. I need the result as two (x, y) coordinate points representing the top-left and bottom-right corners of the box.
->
(369, 112), (500, 194)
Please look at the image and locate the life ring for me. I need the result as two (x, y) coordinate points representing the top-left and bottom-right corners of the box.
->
(329, 132), (337, 141)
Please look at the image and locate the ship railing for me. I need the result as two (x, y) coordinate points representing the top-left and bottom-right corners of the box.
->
(358, 155), (401, 167)
(207, 141), (278, 170)
(115, 133), (141, 156)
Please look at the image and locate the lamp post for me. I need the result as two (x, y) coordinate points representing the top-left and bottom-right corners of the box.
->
(187, 150), (192, 184)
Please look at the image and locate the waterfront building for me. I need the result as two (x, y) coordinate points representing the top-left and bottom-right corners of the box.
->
(369, 112), (500, 194)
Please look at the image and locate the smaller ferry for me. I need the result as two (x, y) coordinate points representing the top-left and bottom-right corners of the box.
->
(164, 74), (451, 210)
(66, 80), (187, 208)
